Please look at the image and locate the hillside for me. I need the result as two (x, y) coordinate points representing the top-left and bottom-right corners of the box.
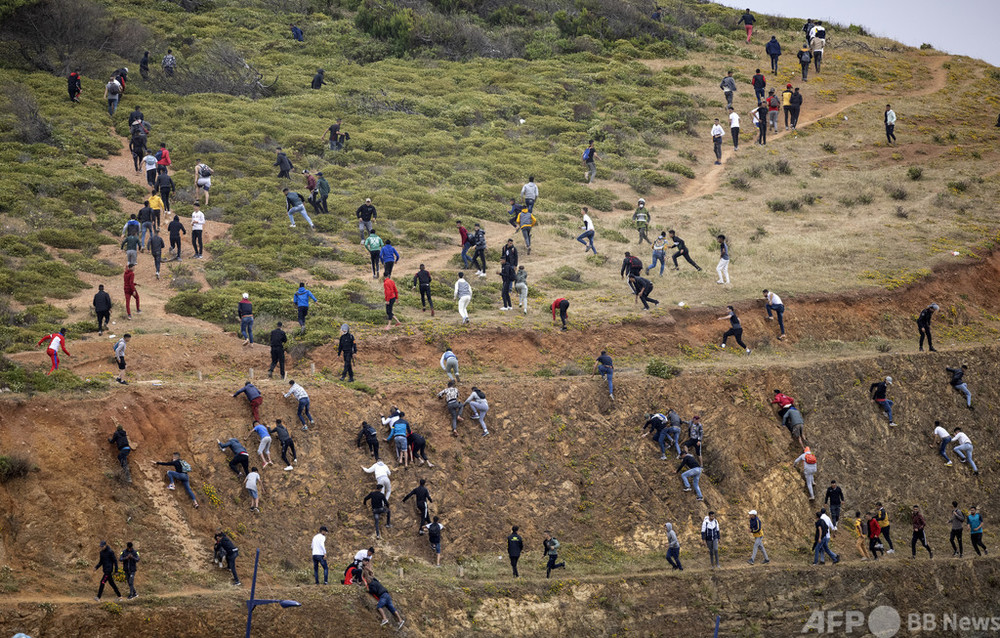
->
(1, 0), (999, 635)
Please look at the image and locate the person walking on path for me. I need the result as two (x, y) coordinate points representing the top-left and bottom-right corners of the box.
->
(794, 447), (818, 500)
(719, 305), (750, 353)
(515, 265), (529, 314)
(412, 264), (434, 316)
(968, 507), (988, 556)
(165, 214), (185, 261)
(502, 236), (519, 267)
(867, 513), (885, 559)
(363, 459), (393, 501)
(270, 420), (297, 470)
(946, 365), (973, 409)
(629, 274), (659, 310)
(283, 188), (314, 229)
(763, 289), (786, 339)
(363, 230), (384, 279)
(737, 8), (755, 42)
(438, 380), (464, 435)
(238, 293), (254, 346)
(633, 198), (651, 244)
(403, 478), (433, 535)
(470, 224), (487, 277)
(123, 264), (140, 319)
(875, 503), (895, 554)
(765, 36), (781, 74)
(162, 49), (177, 76)
(233, 380), (264, 420)
(911, 505), (933, 558)
(194, 159), (212, 207)
(869, 377), (896, 427)
(104, 75), (122, 116)
(120, 542), (140, 599)
(337, 324), (355, 382)
(932, 421), (953, 466)
(356, 198), (378, 242)
(577, 208), (597, 254)
(147, 228), (164, 279)
(244, 467), (262, 512)
(543, 532), (566, 578)
(727, 106), (741, 151)
(702, 512), (721, 568)
(143, 152), (159, 189)
(68, 69), (82, 102)
(825, 481), (844, 531)
(798, 46), (813, 82)
(810, 23), (826, 72)
(884, 105), (897, 145)
(813, 511), (840, 565)
(647, 232), (669, 276)
(664, 523), (683, 570)
(113, 334), (131, 385)
(711, 119), (724, 165)
(750, 69), (766, 104)
(552, 297), (570, 331)
(853, 512), (870, 560)
(582, 140), (601, 184)
(668, 230), (701, 271)
(108, 425), (132, 483)
(917, 303), (938, 351)
(454, 273), (473, 324)
(363, 484), (390, 539)
(94, 541), (122, 601)
(755, 102), (769, 145)
(423, 516), (445, 566)
(190, 203), (205, 258)
(517, 205), (536, 254)
(383, 276), (402, 330)
(274, 148), (293, 178)
(720, 70), (737, 108)
(214, 532), (240, 585)
(137, 203), (154, 250)
(357, 421), (380, 460)
(789, 88), (803, 129)
(507, 526), (524, 577)
(312, 526), (329, 584)
(715, 234), (730, 284)
(766, 89), (780, 132)
(121, 231), (141, 268)
(269, 322), (287, 379)
(499, 259), (516, 311)
(781, 84), (793, 130)
(950, 501), (966, 557)
(285, 380), (314, 430)
(250, 421), (273, 468)
(952, 427), (978, 476)
(153, 452), (199, 508)
(521, 176), (538, 214)
(293, 282), (318, 333)
(37, 328), (70, 374)
(154, 166), (174, 214)
(677, 449), (704, 501)
(747, 510), (770, 564)
(594, 351), (614, 400)
(462, 387), (490, 436)
(456, 220), (472, 268)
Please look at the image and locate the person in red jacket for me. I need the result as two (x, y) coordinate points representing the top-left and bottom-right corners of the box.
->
(37, 328), (70, 374)
(771, 390), (794, 418)
(383, 277), (401, 330)
(867, 513), (884, 559)
(123, 264), (140, 319)
(551, 298), (570, 331)
(155, 143), (171, 169)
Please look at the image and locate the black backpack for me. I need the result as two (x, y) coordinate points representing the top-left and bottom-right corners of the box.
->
(199, 164), (213, 178)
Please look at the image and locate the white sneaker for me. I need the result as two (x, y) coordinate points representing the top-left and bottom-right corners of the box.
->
(720, 343), (726, 349)
(284, 465), (293, 471)
(289, 223), (296, 228)
(887, 549), (895, 554)
(746, 348), (752, 354)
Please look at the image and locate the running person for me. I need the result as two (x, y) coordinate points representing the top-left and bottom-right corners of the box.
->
(413, 264), (434, 316)
(123, 264), (140, 318)
(364, 230), (384, 279)
(719, 306), (751, 354)
(629, 274), (659, 310)
(403, 478), (433, 535)
(910, 505), (933, 558)
(380, 241), (400, 280)
(283, 188), (314, 229)
(577, 208), (597, 254)
(543, 532), (566, 578)
(293, 283), (317, 334)
(737, 7), (755, 42)
(647, 232), (668, 276)
(668, 230), (701, 271)
(37, 328), (70, 374)
(112, 334), (131, 385)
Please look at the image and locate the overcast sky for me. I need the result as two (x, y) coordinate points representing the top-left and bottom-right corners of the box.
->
(714, 0), (999, 66)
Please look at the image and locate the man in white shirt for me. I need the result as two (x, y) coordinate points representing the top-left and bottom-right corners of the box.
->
(728, 107), (740, 150)
(190, 203), (205, 259)
(576, 207), (596, 255)
(520, 176), (538, 214)
(284, 380), (314, 429)
(884, 104), (896, 145)
(711, 118), (725, 165)
(932, 421), (952, 466)
(951, 427), (978, 475)
(311, 526), (328, 584)
(363, 460), (392, 499)
(762, 289), (786, 339)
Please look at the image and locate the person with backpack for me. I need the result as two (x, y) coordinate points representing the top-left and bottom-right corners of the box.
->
(720, 70), (737, 109)
(122, 264), (140, 319)
(119, 542), (140, 599)
(951, 427), (978, 476)
(809, 22), (826, 72)
(520, 176), (538, 214)
(154, 452), (199, 508)
(155, 141), (171, 170)
(93, 284), (112, 335)
(423, 516), (445, 567)
(94, 540), (122, 601)
(950, 501), (966, 557)
(911, 505), (933, 559)
(155, 168), (174, 216)
(789, 88), (803, 130)
(582, 140), (601, 184)
(968, 507), (988, 556)
(269, 419), (297, 471)
(162, 50), (177, 76)
(293, 282), (318, 333)
(798, 46), (813, 82)
(852, 512), (870, 560)
(462, 387), (490, 436)
(676, 448), (703, 501)
(629, 274), (659, 310)
(869, 376), (896, 427)
(736, 8), (755, 43)
(577, 207), (597, 254)
(379, 241), (399, 280)
(107, 425), (132, 483)
(664, 523), (682, 570)
(932, 421), (953, 466)
(763, 289), (786, 340)
(621, 251), (644, 293)
(113, 333), (131, 385)
(542, 532), (566, 578)
(824, 480), (844, 530)
(747, 510), (770, 564)
(142, 150), (159, 188)
(517, 205), (536, 254)
(194, 159), (213, 206)
(471, 224), (487, 276)
(454, 273), (473, 324)
(719, 305), (750, 353)
(129, 132), (146, 174)
(356, 197), (377, 241)
(104, 76), (122, 116)
(750, 69), (766, 105)
(765, 35), (781, 73)
(794, 446), (818, 500)
(363, 484), (390, 540)
(268, 321), (287, 379)
(233, 381), (263, 422)
(702, 512), (721, 568)
(916, 303), (938, 351)
(594, 350), (614, 400)
(884, 104), (897, 145)
(946, 365), (973, 409)
(337, 324), (356, 382)
(437, 380), (463, 436)
(667, 230), (701, 271)
(37, 327), (70, 375)
(244, 466), (262, 512)
(283, 188), (314, 230)
(284, 380), (315, 430)
(756, 101), (769, 144)
(403, 478), (433, 535)
(274, 148), (293, 179)
(68, 70), (82, 102)
(715, 234), (731, 284)
(647, 232), (669, 277)
(412, 264), (434, 316)
(507, 526), (524, 576)
(711, 118), (724, 165)
(813, 511), (840, 565)
(311, 526), (328, 584)
(357, 421), (380, 460)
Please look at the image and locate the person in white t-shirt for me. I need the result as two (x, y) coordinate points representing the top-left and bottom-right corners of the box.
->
(711, 119), (725, 165)
(311, 526), (328, 584)
(951, 427), (978, 475)
(244, 467), (262, 512)
(931, 421), (952, 466)
(763, 289), (786, 339)
(576, 207), (596, 254)
(190, 203), (206, 259)
(728, 107), (740, 150)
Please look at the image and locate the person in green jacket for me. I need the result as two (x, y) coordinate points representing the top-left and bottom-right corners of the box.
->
(633, 199), (651, 245)
(316, 172), (330, 214)
(363, 231), (384, 279)
(121, 234), (141, 267)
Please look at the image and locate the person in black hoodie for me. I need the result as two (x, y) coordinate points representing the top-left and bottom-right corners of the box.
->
(337, 324), (356, 382)
(166, 214), (185, 261)
(120, 542), (140, 599)
(107, 425), (132, 483)
(403, 478), (433, 534)
(93, 284), (112, 335)
(268, 322), (287, 379)
(499, 259), (516, 311)
(311, 69), (326, 89)
(917, 303), (938, 352)
(507, 526), (524, 577)
(68, 70), (82, 102)
(274, 148), (293, 179)
(269, 419), (297, 470)
(412, 264), (434, 316)
(357, 421), (380, 460)
(214, 532), (241, 585)
(155, 168), (174, 216)
(789, 88), (803, 130)
(94, 540), (122, 601)
(946, 365), (973, 409)
(363, 484), (390, 540)
(139, 51), (149, 79)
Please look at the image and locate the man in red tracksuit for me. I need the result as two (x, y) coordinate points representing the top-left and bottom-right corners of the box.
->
(383, 277), (401, 330)
(37, 328), (70, 374)
(551, 298), (570, 331)
(123, 264), (140, 318)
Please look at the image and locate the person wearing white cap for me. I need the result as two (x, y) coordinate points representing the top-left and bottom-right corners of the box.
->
(917, 303), (939, 352)
(869, 377), (896, 426)
(238, 292), (253, 346)
(748, 510), (769, 564)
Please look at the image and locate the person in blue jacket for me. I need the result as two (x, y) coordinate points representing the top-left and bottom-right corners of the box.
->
(380, 241), (400, 279)
(290, 23), (304, 41)
(765, 36), (781, 74)
(386, 415), (409, 466)
(293, 283), (318, 333)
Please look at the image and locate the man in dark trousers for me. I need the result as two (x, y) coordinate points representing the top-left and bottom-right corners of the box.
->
(668, 230), (701, 271)
(93, 284), (112, 335)
(543, 531), (565, 578)
(218, 438), (250, 477)
(751, 68), (766, 104)
(338, 323), (356, 382)
(363, 484), (390, 540)
(68, 69), (82, 102)
(95, 540), (122, 601)
(765, 36), (781, 74)
(214, 532), (241, 585)
(357, 421), (379, 460)
(917, 303), (938, 352)
(911, 505), (933, 559)
(824, 480), (844, 531)
(167, 214), (185, 261)
(269, 419), (297, 471)
(120, 542), (140, 599)
(629, 274), (659, 310)
(551, 297), (570, 331)
(311, 69), (326, 89)
(620, 251), (643, 292)
(402, 478), (433, 534)
(274, 148), (293, 178)
(507, 526), (524, 577)
(107, 425), (132, 483)
(269, 322), (287, 379)
(412, 265), (434, 316)
(499, 259), (516, 311)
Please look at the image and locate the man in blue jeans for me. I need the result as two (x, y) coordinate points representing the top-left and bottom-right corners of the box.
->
(285, 380), (314, 430)
(153, 452), (199, 508)
(311, 526), (328, 584)
(869, 376), (896, 427)
(932, 421), (952, 466)
(676, 449), (703, 501)
(594, 350), (613, 399)
(763, 289), (786, 340)
(238, 292), (254, 346)
(665, 409), (683, 458)
(283, 188), (314, 229)
(577, 208), (596, 254)
(813, 511), (839, 564)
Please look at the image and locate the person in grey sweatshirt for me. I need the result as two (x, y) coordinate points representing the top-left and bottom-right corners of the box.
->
(720, 71), (737, 108)
(520, 177), (538, 214)
(664, 523), (682, 570)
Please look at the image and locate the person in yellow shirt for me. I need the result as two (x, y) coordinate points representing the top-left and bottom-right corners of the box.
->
(148, 190), (164, 231)
(781, 83), (794, 130)
(874, 502), (895, 553)
(853, 512), (869, 560)
(747, 510), (769, 564)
